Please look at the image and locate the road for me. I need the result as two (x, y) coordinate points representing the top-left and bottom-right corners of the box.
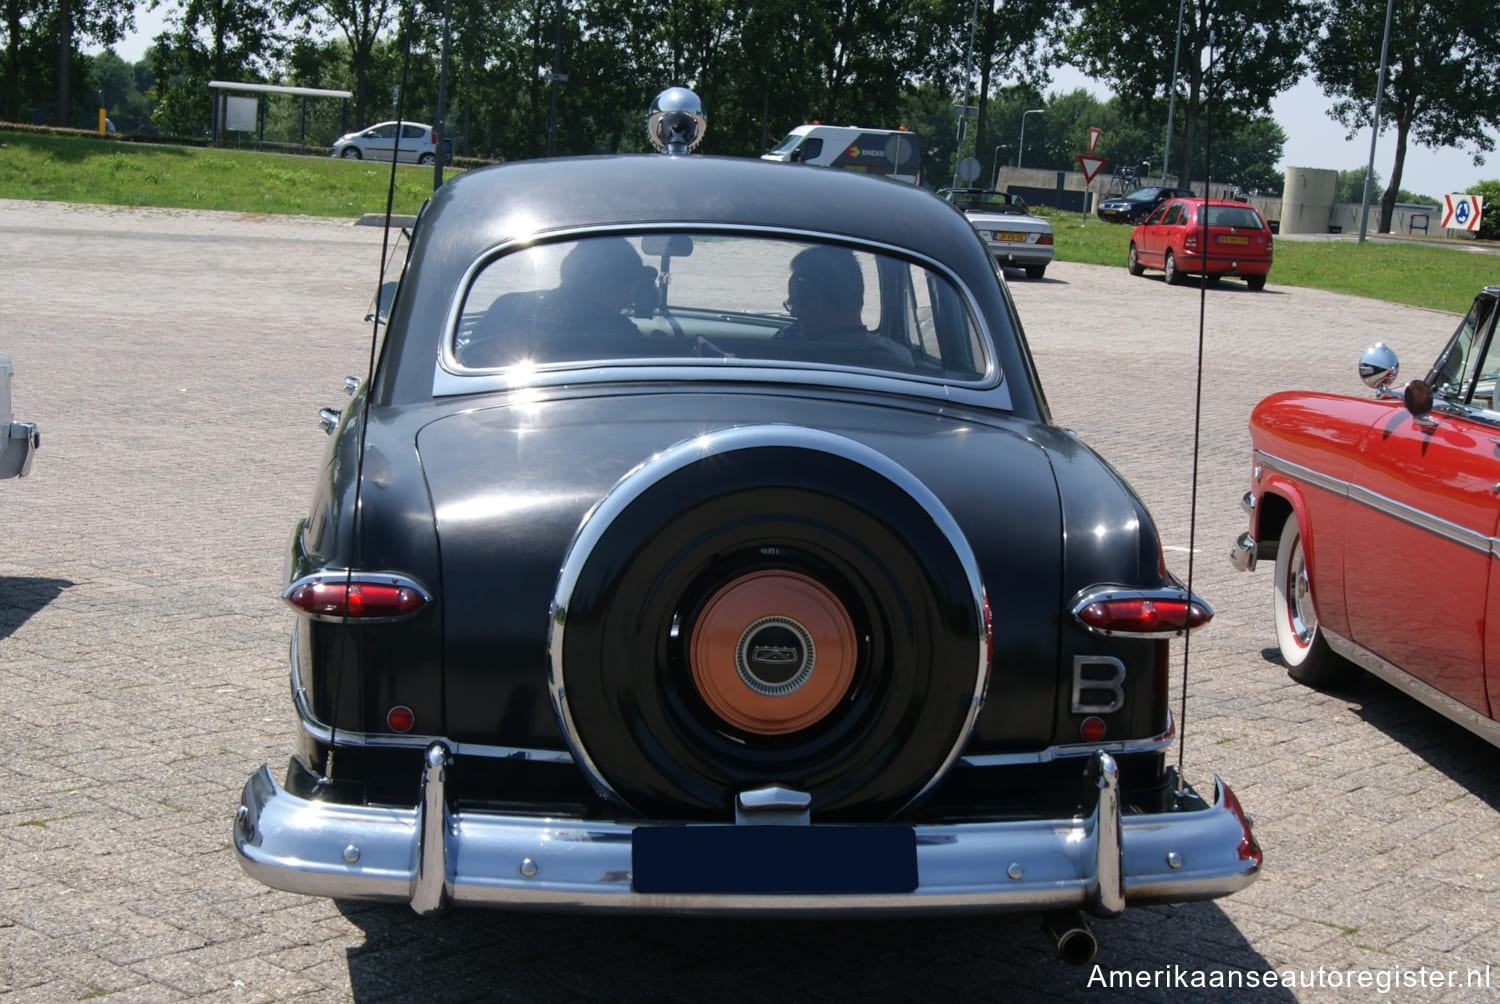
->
(1, 200), (1496, 1002)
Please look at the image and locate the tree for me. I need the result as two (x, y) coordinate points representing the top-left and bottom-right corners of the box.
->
(1, 0), (131, 123)
(90, 46), (154, 131)
(292, 0), (397, 125)
(1065, 0), (1315, 191)
(149, 0), (286, 135)
(1311, 1), (1500, 233)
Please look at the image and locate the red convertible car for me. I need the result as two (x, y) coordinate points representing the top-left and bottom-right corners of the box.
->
(1232, 286), (1500, 747)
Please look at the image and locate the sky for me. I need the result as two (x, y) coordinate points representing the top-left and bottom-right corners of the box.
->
(96, 14), (1497, 201)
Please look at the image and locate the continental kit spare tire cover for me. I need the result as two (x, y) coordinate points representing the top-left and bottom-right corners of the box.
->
(548, 425), (988, 821)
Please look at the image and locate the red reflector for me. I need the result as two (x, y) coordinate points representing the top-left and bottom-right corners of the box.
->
(285, 579), (427, 619)
(1077, 597), (1212, 635)
(1037, 234), (1054, 245)
(1080, 716), (1107, 742)
(387, 706), (415, 732)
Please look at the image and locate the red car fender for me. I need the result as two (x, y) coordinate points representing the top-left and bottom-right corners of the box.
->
(1255, 474), (1355, 641)
(1248, 391), (1381, 640)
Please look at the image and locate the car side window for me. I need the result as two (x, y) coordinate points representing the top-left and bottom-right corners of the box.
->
(1144, 205), (1169, 225)
(1161, 204), (1185, 226)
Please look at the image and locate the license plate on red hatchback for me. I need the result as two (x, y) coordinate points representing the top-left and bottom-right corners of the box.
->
(632, 824), (918, 894)
(1218, 235), (1249, 244)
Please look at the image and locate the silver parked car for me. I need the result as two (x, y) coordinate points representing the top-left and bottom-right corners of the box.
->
(1, 352), (39, 478)
(331, 121), (438, 165)
(939, 188), (1055, 279)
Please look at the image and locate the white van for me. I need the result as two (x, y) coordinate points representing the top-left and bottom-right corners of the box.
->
(762, 124), (921, 184)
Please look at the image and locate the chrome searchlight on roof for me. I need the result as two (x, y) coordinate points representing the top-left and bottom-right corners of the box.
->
(648, 86), (706, 155)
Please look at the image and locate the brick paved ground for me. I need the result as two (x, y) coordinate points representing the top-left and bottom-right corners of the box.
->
(0, 199), (1496, 1002)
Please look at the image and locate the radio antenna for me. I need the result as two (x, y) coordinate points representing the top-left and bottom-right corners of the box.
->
(1178, 25), (1215, 787)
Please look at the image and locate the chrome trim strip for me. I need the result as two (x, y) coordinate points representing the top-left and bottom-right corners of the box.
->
(287, 636), (575, 763)
(430, 223), (1006, 404)
(549, 424), (991, 814)
(959, 713), (1175, 768)
(1255, 449), (1494, 556)
(1253, 450), (1346, 498)
(1322, 629), (1500, 749)
(233, 750), (1258, 915)
(1345, 484), (1491, 554)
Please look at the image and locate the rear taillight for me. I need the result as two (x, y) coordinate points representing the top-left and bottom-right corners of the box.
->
(284, 571), (430, 622)
(1070, 587), (1212, 638)
(1037, 234), (1054, 245)
(430, 128), (438, 143)
(1183, 232), (1200, 250)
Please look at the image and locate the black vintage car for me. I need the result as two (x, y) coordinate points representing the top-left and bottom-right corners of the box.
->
(234, 95), (1258, 963)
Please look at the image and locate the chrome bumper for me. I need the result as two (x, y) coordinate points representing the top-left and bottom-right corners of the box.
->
(235, 746), (1259, 916)
(0, 421), (38, 478)
(1230, 532), (1257, 572)
(1230, 491), (1258, 571)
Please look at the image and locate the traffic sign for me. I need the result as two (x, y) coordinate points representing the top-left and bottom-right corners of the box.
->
(1077, 154), (1107, 184)
(1441, 194), (1484, 231)
(1087, 127), (1101, 155)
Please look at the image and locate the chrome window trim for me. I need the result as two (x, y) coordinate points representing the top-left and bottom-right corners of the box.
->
(960, 713), (1175, 768)
(1255, 449), (1494, 556)
(549, 423), (990, 813)
(286, 636), (575, 763)
(1322, 628), (1500, 749)
(430, 223), (1006, 404)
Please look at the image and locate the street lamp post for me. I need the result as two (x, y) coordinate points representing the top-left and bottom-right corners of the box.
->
(1162, 0), (1186, 185)
(1016, 109), (1043, 169)
(991, 144), (1009, 189)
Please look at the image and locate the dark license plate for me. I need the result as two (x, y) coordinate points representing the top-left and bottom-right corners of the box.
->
(1218, 235), (1249, 244)
(632, 825), (918, 895)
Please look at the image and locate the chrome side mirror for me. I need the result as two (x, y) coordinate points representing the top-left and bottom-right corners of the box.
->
(1358, 342), (1399, 391)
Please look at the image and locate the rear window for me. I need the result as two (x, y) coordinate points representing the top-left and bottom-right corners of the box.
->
(1203, 206), (1264, 229)
(448, 233), (993, 383)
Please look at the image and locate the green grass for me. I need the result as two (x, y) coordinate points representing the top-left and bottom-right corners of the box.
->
(0, 130), (433, 218)
(1035, 206), (1494, 315)
(1, 129), (1493, 314)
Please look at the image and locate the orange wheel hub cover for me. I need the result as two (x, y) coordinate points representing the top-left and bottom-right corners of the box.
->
(688, 570), (858, 735)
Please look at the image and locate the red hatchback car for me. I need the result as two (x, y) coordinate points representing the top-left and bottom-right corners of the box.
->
(1127, 198), (1273, 290)
(1231, 286), (1500, 748)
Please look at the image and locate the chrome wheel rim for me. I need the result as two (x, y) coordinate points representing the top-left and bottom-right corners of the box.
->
(1286, 535), (1316, 647)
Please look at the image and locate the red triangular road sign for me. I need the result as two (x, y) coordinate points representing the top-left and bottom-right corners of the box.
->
(1088, 127), (1101, 155)
(1077, 155), (1107, 184)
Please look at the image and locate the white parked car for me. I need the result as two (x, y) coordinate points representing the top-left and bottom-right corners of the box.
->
(939, 188), (1054, 280)
(331, 121), (438, 165)
(1, 352), (39, 478)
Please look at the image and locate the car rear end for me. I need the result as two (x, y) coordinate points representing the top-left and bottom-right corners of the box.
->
(1181, 201), (1273, 287)
(967, 211), (1054, 278)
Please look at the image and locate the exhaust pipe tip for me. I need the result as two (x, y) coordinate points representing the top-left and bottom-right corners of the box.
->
(1042, 911), (1099, 966)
